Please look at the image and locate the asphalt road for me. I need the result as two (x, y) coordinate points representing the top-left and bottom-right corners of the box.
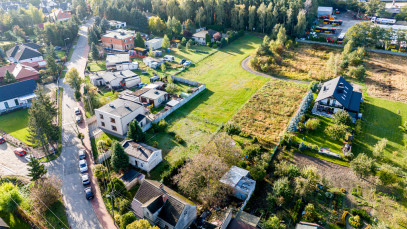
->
(0, 143), (29, 177)
(46, 19), (103, 229)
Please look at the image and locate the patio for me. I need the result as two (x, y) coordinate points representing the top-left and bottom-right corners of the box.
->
(311, 104), (334, 119)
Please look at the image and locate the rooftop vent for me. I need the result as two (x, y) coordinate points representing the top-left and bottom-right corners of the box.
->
(109, 104), (115, 108)
(154, 91), (159, 95)
(124, 103), (129, 109)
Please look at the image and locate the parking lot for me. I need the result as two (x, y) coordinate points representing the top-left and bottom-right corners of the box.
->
(0, 142), (29, 177)
(316, 11), (362, 39)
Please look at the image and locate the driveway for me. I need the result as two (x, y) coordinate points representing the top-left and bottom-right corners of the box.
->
(0, 143), (29, 177)
(46, 19), (104, 229)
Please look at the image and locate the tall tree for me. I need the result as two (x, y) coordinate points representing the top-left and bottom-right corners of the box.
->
(134, 32), (145, 48)
(27, 157), (47, 181)
(110, 141), (130, 173)
(90, 42), (99, 61)
(248, 5), (256, 31)
(65, 68), (83, 91)
(3, 70), (17, 84)
(148, 16), (166, 34)
(294, 9), (307, 38)
(257, 3), (267, 33)
(266, 2), (275, 33)
(127, 120), (145, 142)
(350, 153), (375, 178)
(162, 35), (171, 49)
(46, 55), (59, 80)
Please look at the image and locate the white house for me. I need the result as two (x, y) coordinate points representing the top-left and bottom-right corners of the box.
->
(105, 53), (138, 71)
(6, 44), (43, 63)
(0, 79), (37, 114)
(109, 20), (126, 28)
(90, 70), (141, 89)
(131, 180), (197, 229)
(122, 140), (162, 172)
(140, 89), (168, 107)
(95, 97), (147, 136)
(192, 29), (217, 44)
(220, 166), (256, 201)
(143, 57), (163, 69)
(145, 38), (163, 50)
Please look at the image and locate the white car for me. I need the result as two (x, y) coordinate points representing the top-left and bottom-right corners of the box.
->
(74, 107), (81, 115)
(79, 160), (88, 173)
(81, 173), (90, 185)
(25, 154), (35, 162)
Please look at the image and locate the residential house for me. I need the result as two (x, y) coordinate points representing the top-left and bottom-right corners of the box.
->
(213, 208), (260, 229)
(6, 44), (43, 63)
(94, 97), (146, 136)
(192, 29), (217, 44)
(0, 216), (9, 229)
(313, 76), (362, 120)
(119, 169), (145, 190)
(145, 38), (163, 51)
(122, 140), (163, 172)
(109, 20), (126, 28)
(131, 179), (197, 229)
(143, 57), (163, 69)
(101, 29), (135, 51)
(0, 63), (40, 83)
(0, 79), (37, 114)
(47, 9), (72, 22)
(105, 53), (138, 71)
(220, 166), (256, 201)
(295, 222), (325, 229)
(89, 70), (141, 89)
(140, 89), (168, 107)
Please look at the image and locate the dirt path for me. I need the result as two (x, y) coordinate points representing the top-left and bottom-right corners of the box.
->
(240, 56), (309, 85)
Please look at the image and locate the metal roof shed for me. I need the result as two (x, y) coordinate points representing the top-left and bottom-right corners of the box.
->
(317, 6), (333, 17)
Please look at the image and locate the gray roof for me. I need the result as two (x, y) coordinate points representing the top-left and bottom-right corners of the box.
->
(23, 42), (42, 50)
(101, 70), (139, 83)
(193, 29), (218, 38)
(220, 166), (249, 187)
(315, 76), (361, 112)
(6, 45), (42, 61)
(96, 98), (143, 118)
(141, 89), (167, 100)
(0, 79), (37, 102)
(106, 53), (130, 66)
(122, 140), (159, 161)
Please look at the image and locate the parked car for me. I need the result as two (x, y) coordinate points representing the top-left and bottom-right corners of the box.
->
(0, 136), (5, 144)
(79, 159), (88, 173)
(54, 46), (62, 50)
(74, 107), (81, 115)
(79, 149), (86, 160)
(14, 148), (27, 156)
(81, 173), (90, 185)
(76, 115), (82, 124)
(84, 187), (94, 200)
(25, 154), (35, 162)
(179, 59), (186, 65)
(183, 60), (192, 66)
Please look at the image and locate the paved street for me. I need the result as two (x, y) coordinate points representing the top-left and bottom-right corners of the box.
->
(0, 143), (29, 177)
(46, 19), (104, 229)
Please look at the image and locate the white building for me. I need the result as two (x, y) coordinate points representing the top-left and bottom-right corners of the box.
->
(140, 89), (168, 107)
(143, 57), (163, 69)
(89, 70), (141, 89)
(317, 6), (333, 18)
(105, 53), (138, 71)
(0, 79), (37, 114)
(95, 97), (147, 136)
(145, 38), (163, 50)
(122, 140), (162, 172)
(220, 166), (256, 201)
(192, 29), (217, 44)
(109, 20), (126, 28)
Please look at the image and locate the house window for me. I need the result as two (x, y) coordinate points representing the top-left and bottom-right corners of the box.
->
(110, 118), (116, 123)
(100, 114), (104, 119)
(112, 125), (117, 131)
(101, 122), (105, 127)
(140, 163), (143, 167)
(124, 39), (127, 42)
(14, 99), (19, 106)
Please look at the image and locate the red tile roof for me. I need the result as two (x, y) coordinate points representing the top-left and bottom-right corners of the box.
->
(0, 63), (40, 81)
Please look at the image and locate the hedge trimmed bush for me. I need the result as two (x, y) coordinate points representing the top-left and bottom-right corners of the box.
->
(288, 90), (314, 132)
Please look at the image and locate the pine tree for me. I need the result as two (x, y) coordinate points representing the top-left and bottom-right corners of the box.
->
(28, 157), (47, 181)
(134, 32), (145, 48)
(127, 120), (145, 142)
(91, 42), (99, 61)
(110, 141), (129, 173)
(205, 33), (211, 45)
(46, 55), (59, 80)
(3, 70), (17, 84)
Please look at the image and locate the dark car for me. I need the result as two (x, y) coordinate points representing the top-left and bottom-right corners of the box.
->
(84, 187), (94, 200)
(0, 136), (5, 144)
(179, 59), (186, 65)
(79, 149), (86, 160)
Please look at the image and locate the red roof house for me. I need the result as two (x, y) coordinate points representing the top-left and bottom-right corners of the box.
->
(0, 63), (40, 83)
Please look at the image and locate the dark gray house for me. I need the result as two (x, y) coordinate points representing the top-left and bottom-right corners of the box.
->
(0, 79), (37, 114)
(313, 76), (362, 120)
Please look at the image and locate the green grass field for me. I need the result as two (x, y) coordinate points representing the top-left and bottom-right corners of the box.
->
(144, 35), (269, 178)
(91, 132), (120, 159)
(171, 45), (217, 63)
(88, 61), (106, 72)
(0, 109), (29, 144)
(353, 96), (407, 169)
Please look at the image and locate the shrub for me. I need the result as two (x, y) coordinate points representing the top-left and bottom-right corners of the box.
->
(297, 122), (305, 132)
(342, 211), (349, 223)
(75, 90), (81, 101)
(340, 188), (346, 193)
(333, 110), (352, 126)
(288, 90), (313, 132)
(212, 44), (218, 48)
(120, 211), (137, 229)
(156, 120), (168, 132)
(325, 124), (347, 140)
(348, 65), (366, 79)
(225, 123), (241, 135)
(350, 208), (370, 221)
(152, 141), (158, 148)
(348, 215), (362, 228)
(298, 142), (307, 152)
(305, 118), (320, 130)
(308, 81), (320, 93)
(273, 177), (292, 199)
(161, 158), (186, 185)
(107, 178), (129, 199)
(243, 144), (262, 160)
(116, 198), (131, 215)
(303, 203), (317, 222)
(174, 134), (185, 144)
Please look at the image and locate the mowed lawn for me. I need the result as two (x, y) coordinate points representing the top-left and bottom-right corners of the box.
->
(0, 109), (29, 144)
(353, 96), (407, 169)
(145, 35), (269, 178)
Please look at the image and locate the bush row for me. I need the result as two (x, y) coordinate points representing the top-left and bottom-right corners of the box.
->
(287, 89), (314, 132)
